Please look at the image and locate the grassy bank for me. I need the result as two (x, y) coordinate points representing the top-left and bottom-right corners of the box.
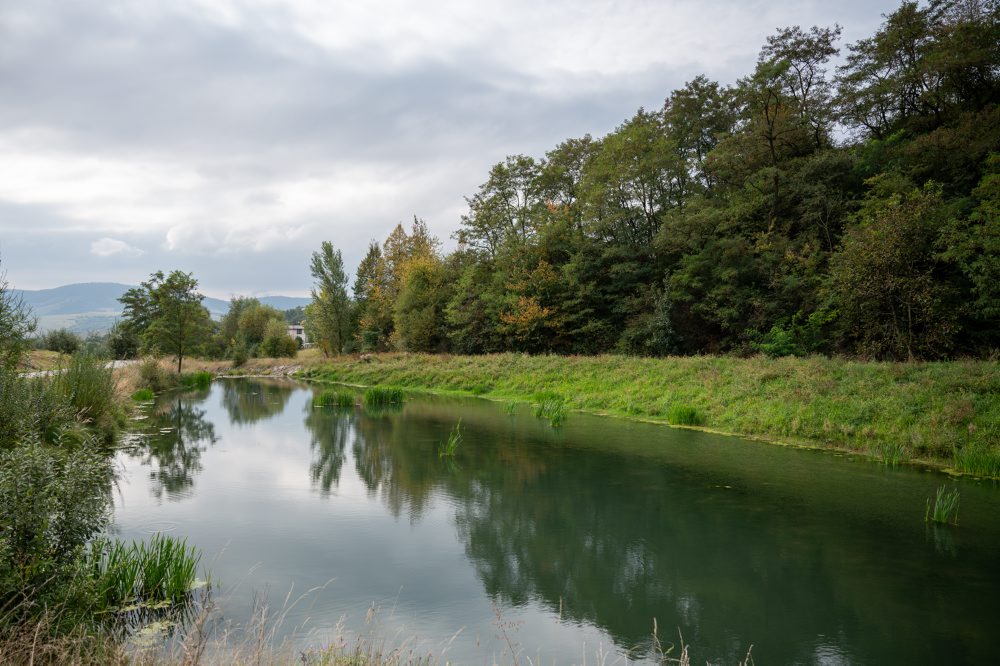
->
(300, 353), (1000, 476)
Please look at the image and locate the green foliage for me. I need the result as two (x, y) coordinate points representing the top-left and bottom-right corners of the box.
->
(106, 320), (139, 360)
(438, 419), (462, 458)
(667, 404), (704, 426)
(0, 441), (112, 618)
(39, 328), (82, 355)
(51, 354), (120, 440)
(0, 263), (36, 371)
(925, 485), (960, 525)
(953, 443), (1000, 478)
(87, 534), (202, 610)
(313, 389), (355, 409)
(363, 386), (404, 407)
(119, 271), (213, 373)
(0, 367), (75, 448)
(179, 371), (212, 391)
(131, 388), (154, 402)
(308, 241), (352, 356)
(138, 358), (173, 393)
(260, 319), (298, 358)
(532, 391), (567, 427)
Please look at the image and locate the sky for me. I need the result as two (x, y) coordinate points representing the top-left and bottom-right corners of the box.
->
(0, 0), (901, 299)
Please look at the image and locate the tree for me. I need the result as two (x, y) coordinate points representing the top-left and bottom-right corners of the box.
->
(0, 263), (36, 371)
(119, 270), (212, 372)
(308, 241), (351, 356)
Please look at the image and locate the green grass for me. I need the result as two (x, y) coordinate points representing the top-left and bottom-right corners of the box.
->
(953, 442), (1000, 477)
(532, 391), (567, 426)
(88, 533), (204, 610)
(313, 388), (355, 408)
(439, 419), (462, 458)
(666, 404), (703, 426)
(363, 386), (405, 407)
(301, 353), (1000, 475)
(179, 371), (213, 390)
(131, 388), (155, 402)
(925, 485), (960, 525)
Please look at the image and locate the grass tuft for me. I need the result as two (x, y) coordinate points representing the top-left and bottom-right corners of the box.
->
(666, 404), (703, 426)
(925, 485), (960, 525)
(363, 386), (405, 407)
(313, 389), (355, 409)
(131, 388), (155, 402)
(88, 533), (204, 611)
(179, 371), (213, 391)
(533, 391), (567, 427)
(439, 419), (462, 458)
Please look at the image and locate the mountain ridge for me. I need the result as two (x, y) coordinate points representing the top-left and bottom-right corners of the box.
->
(14, 282), (310, 333)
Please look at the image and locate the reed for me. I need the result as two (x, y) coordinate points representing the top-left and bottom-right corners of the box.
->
(363, 386), (404, 407)
(179, 371), (213, 391)
(88, 534), (204, 611)
(131, 388), (154, 402)
(953, 443), (1000, 478)
(313, 389), (355, 409)
(532, 392), (566, 427)
(438, 420), (462, 458)
(925, 485), (960, 525)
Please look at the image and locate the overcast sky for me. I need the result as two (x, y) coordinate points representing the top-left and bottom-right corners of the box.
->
(0, 0), (900, 299)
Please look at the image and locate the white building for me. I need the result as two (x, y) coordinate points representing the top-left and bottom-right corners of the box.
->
(287, 324), (308, 346)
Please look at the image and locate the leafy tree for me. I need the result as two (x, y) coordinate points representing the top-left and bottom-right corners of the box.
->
(119, 270), (212, 372)
(308, 241), (351, 356)
(0, 264), (36, 371)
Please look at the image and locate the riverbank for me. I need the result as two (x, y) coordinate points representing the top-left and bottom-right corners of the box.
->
(299, 353), (1000, 477)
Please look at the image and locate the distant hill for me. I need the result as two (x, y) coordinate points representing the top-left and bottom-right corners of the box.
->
(14, 282), (311, 334)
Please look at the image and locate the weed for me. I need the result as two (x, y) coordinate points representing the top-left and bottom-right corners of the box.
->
(925, 485), (960, 525)
(363, 386), (404, 407)
(667, 404), (703, 426)
(439, 420), (462, 458)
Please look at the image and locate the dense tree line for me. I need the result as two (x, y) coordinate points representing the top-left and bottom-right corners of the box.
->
(312, 1), (999, 361)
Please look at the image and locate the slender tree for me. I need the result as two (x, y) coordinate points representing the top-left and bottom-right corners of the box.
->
(308, 241), (351, 356)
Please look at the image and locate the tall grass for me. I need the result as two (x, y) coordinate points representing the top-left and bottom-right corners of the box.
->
(363, 386), (404, 407)
(313, 389), (355, 409)
(180, 371), (213, 391)
(666, 404), (703, 426)
(532, 391), (566, 426)
(925, 485), (960, 525)
(53, 353), (120, 439)
(438, 420), (462, 458)
(953, 443), (1000, 477)
(131, 388), (155, 402)
(88, 534), (204, 611)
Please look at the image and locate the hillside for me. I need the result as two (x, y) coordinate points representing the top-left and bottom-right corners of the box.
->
(15, 283), (310, 333)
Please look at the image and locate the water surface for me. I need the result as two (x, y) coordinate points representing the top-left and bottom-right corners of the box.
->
(114, 378), (1000, 664)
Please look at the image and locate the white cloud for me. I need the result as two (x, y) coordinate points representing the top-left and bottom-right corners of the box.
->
(90, 237), (145, 257)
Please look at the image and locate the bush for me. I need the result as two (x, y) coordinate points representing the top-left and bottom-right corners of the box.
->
(0, 266), (36, 371)
(0, 440), (112, 621)
(40, 329), (82, 355)
(0, 368), (75, 448)
(52, 354), (120, 439)
(260, 322), (298, 358)
(106, 322), (139, 360)
(138, 358), (173, 393)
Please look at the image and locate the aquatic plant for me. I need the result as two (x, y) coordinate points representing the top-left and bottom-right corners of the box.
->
(179, 371), (213, 391)
(869, 440), (907, 466)
(502, 401), (517, 416)
(88, 533), (204, 610)
(313, 389), (355, 408)
(925, 485), (960, 525)
(131, 388), (155, 402)
(532, 391), (566, 427)
(439, 420), (462, 458)
(667, 404), (703, 426)
(363, 386), (404, 407)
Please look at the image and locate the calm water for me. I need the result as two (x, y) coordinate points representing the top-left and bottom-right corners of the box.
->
(113, 378), (1000, 664)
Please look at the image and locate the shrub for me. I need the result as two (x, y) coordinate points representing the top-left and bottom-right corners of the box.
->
(0, 368), (74, 448)
(260, 329), (298, 359)
(138, 358), (173, 393)
(52, 354), (119, 439)
(40, 328), (82, 355)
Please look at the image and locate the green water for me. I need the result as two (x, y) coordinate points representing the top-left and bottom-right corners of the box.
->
(115, 378), (1000, 664)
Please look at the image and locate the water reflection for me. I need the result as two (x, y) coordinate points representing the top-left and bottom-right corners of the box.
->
(133, 393), (217, 500)
(303, 402), (352, 495)
(221, 378), (292, 425)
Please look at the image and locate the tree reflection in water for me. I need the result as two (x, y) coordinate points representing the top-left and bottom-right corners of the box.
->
(135, 393), (217, 501)
(303, 401), (353, 495)
(220, 378), (293, 425)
